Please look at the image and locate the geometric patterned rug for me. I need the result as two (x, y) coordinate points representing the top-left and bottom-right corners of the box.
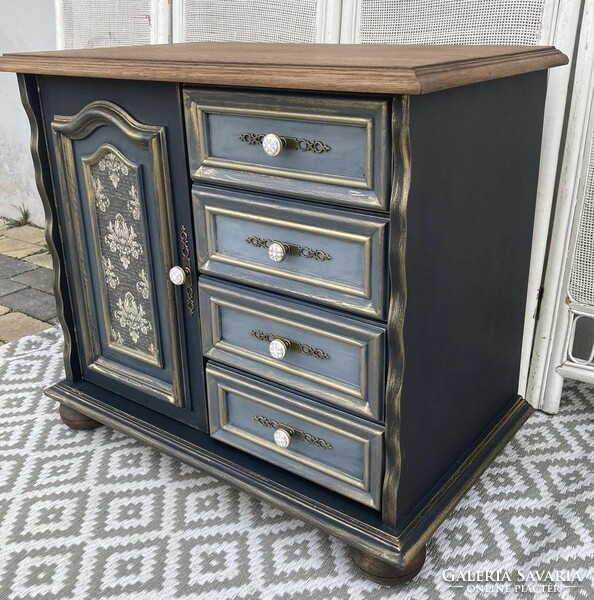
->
(0, 327), (593, 599)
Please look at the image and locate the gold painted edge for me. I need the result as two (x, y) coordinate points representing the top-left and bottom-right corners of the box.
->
(381, 95), (411, 527)
(16, 74), (79, 381)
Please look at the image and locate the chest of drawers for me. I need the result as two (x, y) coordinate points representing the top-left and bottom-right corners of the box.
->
(0, 43), (566, 585)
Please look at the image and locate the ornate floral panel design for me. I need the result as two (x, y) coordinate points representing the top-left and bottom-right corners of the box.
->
(83, 145), (161, 365)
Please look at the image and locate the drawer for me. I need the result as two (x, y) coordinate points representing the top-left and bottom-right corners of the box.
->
(184, 88), (390, 211)
(199, 278), (386, 420)
(193, 187), (388, 319)
(206, 363), (384, 509)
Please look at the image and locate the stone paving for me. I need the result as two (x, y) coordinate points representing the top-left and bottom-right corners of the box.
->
(0, 219), (56, 345)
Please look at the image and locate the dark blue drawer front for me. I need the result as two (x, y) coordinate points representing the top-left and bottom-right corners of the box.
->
(184, 88), (390, 210)
(193, 187), (388, 318)
(206, 363), (384, 509)
(199, 277), (386, 420)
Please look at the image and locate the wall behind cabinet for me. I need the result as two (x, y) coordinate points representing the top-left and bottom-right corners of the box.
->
(0, 0), (55, 227)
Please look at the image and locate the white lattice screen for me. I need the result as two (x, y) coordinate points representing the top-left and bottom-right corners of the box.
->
(59, 0), (154, 48)
(58, 0), (341, 48)
(569, 129), (594, 306)
(558, 107), (594, 381)
(353, 0), (547, 44)
(180, 0), (321, 42)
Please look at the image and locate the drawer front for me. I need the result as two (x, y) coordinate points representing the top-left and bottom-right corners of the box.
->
(199, 278), (386, 420)
(184, 88), (390, 210)
(206, 364), (384, 509)
(194, 187), (388, 318)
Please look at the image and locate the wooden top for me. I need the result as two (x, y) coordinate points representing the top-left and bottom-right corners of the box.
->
(0, 43), (567, 94)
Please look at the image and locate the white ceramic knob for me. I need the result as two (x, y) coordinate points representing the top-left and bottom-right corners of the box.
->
(269, 338), (289, 360)
(274, 428), (292, 448)
(262, 133), (284, 157)
(169, 266), (186, 286)
(268, 241), (288, 263)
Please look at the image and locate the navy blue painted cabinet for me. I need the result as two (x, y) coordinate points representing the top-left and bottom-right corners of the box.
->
(6, 41), (566, 584)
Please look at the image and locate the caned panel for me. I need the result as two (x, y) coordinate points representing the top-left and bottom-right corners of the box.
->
(354, 0), (547, 45)
(569, 124), (594, 305)
(59, 0), (153, 48)
(181, 0), (320, 42)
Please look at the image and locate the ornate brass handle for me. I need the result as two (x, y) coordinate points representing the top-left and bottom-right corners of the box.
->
(253, 415), (333, 450)
(250, 330), (330, 360)
(245, 236), (332, 263)
(178, 226), (195, 315)
(239, 132), (331, 156)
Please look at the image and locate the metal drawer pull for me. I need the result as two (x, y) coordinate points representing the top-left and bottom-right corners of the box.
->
(253, 415), (333, 450)
(238, 132), (331, 156)
(170, 225), (195, 316)
(245, 236), (332, 263)
(250, 330), (330, 360)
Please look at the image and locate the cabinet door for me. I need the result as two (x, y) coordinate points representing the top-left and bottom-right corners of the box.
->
(51, 97), (205, 429)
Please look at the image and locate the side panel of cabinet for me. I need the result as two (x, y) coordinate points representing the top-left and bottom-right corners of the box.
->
(39, 77), (208, 431)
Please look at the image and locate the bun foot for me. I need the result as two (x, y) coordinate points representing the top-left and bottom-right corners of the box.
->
(59, 404), (102, 430)
(349, 544), (426, 585)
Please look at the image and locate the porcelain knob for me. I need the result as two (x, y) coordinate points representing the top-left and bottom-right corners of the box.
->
(269, 338), (290, 360)
(274, 428), (293, 448)
(262, 133), (285, 157)
(169, 266), (187, 286)
(268, 241), (288, 263)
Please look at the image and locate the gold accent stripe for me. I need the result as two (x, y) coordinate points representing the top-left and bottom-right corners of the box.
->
(17, 75), (79, 381)
(382, 95), (411, 527)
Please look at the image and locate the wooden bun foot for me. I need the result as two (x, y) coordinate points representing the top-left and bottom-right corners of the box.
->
(349, 544), (426, 585)
(59, 403), (102, 430)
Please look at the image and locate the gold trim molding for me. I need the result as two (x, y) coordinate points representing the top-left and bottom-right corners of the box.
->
(382, 95), (412, 527)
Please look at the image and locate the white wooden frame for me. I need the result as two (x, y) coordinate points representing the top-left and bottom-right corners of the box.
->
(172, 0), (343, 43)
(55, 0), (172, 49)
(54, 0), (65, 48)
(529, 0), (594, 412)
(341, 0), (583, 406)
(154, 0), (173, 44)
(520, 0), (583, 402)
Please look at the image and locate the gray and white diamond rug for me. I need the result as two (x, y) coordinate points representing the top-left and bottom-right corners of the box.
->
(0, 327), (593, 599)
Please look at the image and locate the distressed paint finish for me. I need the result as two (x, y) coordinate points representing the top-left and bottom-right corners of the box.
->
(40, 78), (209, 432)
(17, 74), (81, 381)
(382, 95), (411, 527)
(184, 88), (391, 210)
(193, 186), (389, 318)
(199, 277), (386, 421)
(206, 363), (385, 509)
(51, 100), (182, 408)
(83, 144), (161, 364)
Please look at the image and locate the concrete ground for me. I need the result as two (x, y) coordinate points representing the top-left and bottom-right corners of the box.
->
(0, 219), (56, 345)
